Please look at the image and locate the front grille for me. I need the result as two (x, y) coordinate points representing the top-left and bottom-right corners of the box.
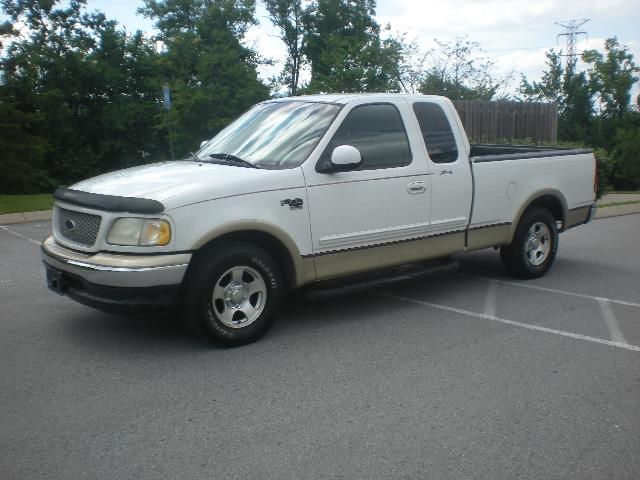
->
(57, 208), (102, 246)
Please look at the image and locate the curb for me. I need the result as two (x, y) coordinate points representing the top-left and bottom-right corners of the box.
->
(0, 210), (52, 225)
(595, 204), (640, 219)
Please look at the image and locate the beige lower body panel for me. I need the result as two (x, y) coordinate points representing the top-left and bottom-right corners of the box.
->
(299, 257), (318, 286)
(313, 232), (465, 281)
(566, 206), (591, 229)
(466, 224), (512, 252)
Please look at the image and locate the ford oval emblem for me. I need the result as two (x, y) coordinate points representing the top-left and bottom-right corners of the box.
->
(65, 219), (76, 231)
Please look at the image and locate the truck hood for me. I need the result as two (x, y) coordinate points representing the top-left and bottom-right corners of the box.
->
(70, 161), (305, 210)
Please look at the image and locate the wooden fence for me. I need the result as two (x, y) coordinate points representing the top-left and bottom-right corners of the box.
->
(452, 100), (558, 143)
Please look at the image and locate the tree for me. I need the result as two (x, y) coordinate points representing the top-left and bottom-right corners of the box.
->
(582, 37), (640, 118)
(264, 0), (306, 95)
(519, 51), (593, 142)
(611, 126), (640, 189)
(519, 39), (640, 189)
(0, 101), (50, 193)
(419, 37), (511, 100)
(393, 34), (430, 95)
(140, 0), (269, 155)
(0, 0), (166, 191)
(302, 0), (401, 93)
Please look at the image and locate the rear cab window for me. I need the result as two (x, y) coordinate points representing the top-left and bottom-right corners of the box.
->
(413, 102), (458, 164)
(319, 103), (412, 171)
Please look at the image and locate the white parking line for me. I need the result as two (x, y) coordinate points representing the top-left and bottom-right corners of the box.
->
(0, 226), (42, 246)
(483, 281), (497, 317)
(380, 292), (640, 353)
(459, 273), (640, 309)
(598, 299), (627, 344)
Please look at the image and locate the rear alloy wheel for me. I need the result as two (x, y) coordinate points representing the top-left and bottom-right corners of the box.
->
(524, 221), (552, 266)
(182, 243), (283, 346)
(500, 207), (559, 279)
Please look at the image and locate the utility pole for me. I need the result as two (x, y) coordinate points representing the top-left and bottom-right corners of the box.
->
(556, 19), (589, 66)
(162, 85), (175, 161)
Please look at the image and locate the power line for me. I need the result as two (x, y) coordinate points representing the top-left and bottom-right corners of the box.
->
(556, 19), (589, 65)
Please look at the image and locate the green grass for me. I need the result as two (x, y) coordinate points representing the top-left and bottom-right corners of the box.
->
(609, 190), (640, 194)
(597, 200), (640, 208)
(0, 194), (54, 215)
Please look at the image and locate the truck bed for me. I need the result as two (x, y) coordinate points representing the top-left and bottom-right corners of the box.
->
(468, 145), (596, 242)
(470, 144), (592, 162)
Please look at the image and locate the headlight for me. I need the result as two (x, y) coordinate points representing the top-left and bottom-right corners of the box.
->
(107, 218), (171, 246)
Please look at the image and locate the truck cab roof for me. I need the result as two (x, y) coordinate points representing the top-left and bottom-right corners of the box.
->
(270, 93), (448, 105)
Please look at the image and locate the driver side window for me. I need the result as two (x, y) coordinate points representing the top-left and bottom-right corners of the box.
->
(320, 103), (412, 170)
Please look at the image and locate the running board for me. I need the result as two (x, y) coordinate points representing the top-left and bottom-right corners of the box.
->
(304, 259), (459, 300)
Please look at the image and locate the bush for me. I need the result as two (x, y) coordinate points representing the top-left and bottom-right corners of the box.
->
(0, 103), (54, 194)
(593, 148), (614, 198)
(611, 126), (640, 190)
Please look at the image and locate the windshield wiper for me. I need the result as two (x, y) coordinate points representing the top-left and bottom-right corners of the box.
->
(207, 153), (259, 169)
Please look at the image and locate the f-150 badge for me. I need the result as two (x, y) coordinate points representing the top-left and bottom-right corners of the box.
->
(281, 198), (304, 210)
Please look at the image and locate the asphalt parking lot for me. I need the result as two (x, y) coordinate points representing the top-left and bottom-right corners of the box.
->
(1, 214), (639, 480)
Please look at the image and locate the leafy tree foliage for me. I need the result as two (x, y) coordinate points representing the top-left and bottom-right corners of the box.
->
(0, 101), (49, 193)
(2, 1), (639, 194)
(418, 37), (511, 100)
(393, 34), (430, 95)
(520, 52), (593, 141)
(302, 0), (401, 93)
(264, 0), (306, 95)
(611, 125), (640, 189)
(1, 0), (165, 189)
(583, 38), (640, 118)
(520, 39), (640, 189)
(139, 0), (269, 155)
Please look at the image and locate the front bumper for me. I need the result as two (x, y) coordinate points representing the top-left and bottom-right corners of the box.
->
(41, 236), (191, 313)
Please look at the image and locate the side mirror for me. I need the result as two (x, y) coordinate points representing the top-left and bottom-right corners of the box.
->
(199, 140), (208, 149)
(329, 145), (362, 172)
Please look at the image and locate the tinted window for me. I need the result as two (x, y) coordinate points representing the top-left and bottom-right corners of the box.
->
(413, 102), (458, 163)
(323, 103), (412, 170)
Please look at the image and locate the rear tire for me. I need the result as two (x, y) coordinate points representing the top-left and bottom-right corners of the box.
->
(181, 242), (284, 347)
(500, 207), (558, 279)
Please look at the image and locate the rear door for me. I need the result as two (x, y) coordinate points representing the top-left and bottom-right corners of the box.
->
(412, 100), (472, 236)
(302, 100), (432, 280)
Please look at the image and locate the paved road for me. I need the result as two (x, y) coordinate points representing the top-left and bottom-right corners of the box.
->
(1, 216), (639, 480)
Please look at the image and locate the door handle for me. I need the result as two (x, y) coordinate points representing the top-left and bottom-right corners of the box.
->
(407, 180), (426, 194)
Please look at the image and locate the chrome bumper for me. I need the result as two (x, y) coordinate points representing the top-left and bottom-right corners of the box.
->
(41, 236), (191, 288)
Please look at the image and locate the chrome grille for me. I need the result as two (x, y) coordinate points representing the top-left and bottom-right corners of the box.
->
(57, 208), (102, 246)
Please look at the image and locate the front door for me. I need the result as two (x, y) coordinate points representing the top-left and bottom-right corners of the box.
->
(302, 101), (432, 280)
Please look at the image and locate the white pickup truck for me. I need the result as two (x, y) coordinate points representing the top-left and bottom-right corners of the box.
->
(42, 94), (597, 346)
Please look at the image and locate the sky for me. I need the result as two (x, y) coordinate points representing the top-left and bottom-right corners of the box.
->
(11, 0), (640, 97)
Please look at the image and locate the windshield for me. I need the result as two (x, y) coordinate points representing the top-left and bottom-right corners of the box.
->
(196, 101), (341, 169)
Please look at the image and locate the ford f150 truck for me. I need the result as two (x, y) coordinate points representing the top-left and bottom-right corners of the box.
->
(42, 94), (597, 346)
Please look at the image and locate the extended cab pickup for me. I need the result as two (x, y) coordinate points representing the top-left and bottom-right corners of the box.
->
(42, 94), (597, 345)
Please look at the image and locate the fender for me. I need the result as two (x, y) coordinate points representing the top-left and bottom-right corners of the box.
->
(508, 189), (568, 243)
(190, 220), (316, 287)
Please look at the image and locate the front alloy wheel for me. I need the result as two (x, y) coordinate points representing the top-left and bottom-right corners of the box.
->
(211, 266), (267, 328)
(182, 243), (284, 346)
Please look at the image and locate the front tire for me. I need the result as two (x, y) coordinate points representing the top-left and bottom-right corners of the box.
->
(182, 243), (284, 347)
(500, 207), (559, 279)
